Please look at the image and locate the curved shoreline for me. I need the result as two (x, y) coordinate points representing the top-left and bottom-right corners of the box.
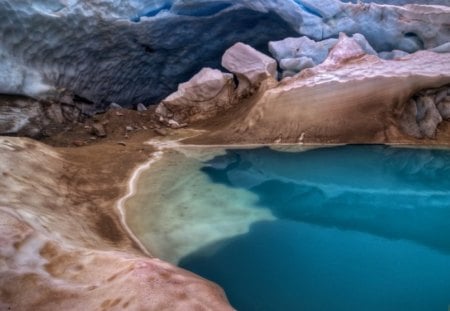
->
(116, 149), (164, 257)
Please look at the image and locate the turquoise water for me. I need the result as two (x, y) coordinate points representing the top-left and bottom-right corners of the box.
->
(177, 145), (450, 311)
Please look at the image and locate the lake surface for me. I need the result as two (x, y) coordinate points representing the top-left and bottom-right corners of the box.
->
(126, 145), (450, 311)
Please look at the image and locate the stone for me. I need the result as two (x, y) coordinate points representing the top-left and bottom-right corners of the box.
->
(399, 99), (423, 138)
(109, 102), (123, 110)
(72, 140), (85, 147)
(92, 123), (107, 137)
(435, 89), (448, 103)
(0, 96), (74, 137)
(154, 128), (168, 136)
(156, 68), (235, 124)
(125, 126), (134, 131)
(221, 42), (277, 95)
(136, 103), (147, 112)
(437, 97), (450, 119)
(417, 102), (442, 139)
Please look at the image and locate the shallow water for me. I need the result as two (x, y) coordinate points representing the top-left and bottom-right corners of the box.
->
(127, 145), (450, 311)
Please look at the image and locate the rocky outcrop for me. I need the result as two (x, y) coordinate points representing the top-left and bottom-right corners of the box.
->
(0, 95), (88, 137)
(198, 34), (450, 144)
(222, 42), (277, 96)
(156, 68), (236, 125)
(399, 87), (450, 138)
(0, 137), (232, 310)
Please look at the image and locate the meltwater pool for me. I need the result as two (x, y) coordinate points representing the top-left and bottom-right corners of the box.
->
(126, 145), (450, 311)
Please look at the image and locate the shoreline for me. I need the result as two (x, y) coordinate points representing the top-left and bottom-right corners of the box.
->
(116, 149), (164, 257)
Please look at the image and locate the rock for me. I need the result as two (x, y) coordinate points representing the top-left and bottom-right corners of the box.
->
(435, 89), (448, 103)
(417, 104), (442, 139)
(72, 140), (85, 147)
(156, 68), (236, 124)
(92, 123), (107, 137)
(136, 103), (147, 112)
(399, 99), (423, 138)
(0, 96), (77, 138)
(168, 119), (181, 129)
(221, 42), (277, 95)
(109, 102), (123, 110)
(154, 128), (168, 136)
(437, 97), (450, 119)
(117, 141), (127, 146)
(125, 126), (134, 131)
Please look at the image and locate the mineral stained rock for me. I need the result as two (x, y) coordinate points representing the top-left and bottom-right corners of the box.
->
(0, 137), (232, 311)
(201, 34), (450, 144)
(1, 0), (449, 107)
(156, 68), (236, 124)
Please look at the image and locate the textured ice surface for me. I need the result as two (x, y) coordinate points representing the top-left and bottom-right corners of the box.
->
(0, 0), (449, 107)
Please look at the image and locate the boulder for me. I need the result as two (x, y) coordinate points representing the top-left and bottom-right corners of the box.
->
(221, 42), (277, 95)
(437, 96), (450, 119)
(399, 99), (423, 138)
(156, 68), (235, 124)
(136, 103), (147, 112)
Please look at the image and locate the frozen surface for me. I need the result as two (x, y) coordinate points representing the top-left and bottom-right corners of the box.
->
(0, 0), (449, 108)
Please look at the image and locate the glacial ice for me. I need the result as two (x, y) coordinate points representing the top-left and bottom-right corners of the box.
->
(0, 0), (449, 108)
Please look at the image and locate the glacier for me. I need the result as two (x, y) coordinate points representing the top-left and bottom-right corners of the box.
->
(0, 0), (450, 109)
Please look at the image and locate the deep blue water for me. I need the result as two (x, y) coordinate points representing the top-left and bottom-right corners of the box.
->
(179, 145), (450, 311)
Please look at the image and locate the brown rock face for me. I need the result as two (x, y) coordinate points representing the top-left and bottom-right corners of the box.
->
(156, 68), (236, 124)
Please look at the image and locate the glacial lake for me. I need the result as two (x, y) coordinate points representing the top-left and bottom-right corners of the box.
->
(126, 145), (450, 311)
